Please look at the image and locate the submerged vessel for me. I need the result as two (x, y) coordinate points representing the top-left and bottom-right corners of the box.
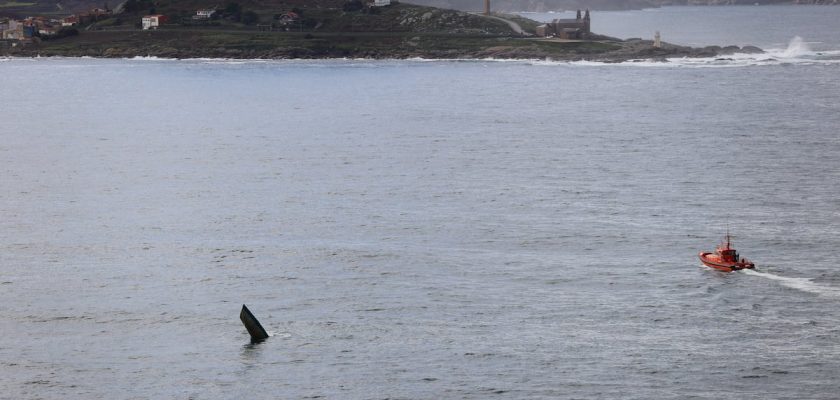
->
(698, 233), (755, 272)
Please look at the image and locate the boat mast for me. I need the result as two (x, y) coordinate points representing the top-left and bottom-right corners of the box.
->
(725, 226), (731, 249)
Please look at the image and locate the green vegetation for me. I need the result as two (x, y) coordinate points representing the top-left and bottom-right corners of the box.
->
(4, 27), (633, 60)
(0, 1), (35, 7)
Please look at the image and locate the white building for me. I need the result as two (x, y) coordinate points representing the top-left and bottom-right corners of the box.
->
(373, 0), (391, 6)
(142, 15), (166, 30)
(1, 20), (24, 40)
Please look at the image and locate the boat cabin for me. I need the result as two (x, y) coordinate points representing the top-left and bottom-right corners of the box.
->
(716, 234), (739, 262)
(717, 246), (738, 262)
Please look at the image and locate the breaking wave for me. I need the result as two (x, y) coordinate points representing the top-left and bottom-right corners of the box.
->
(742, 269), (840, 298)
(669, 35), (840, 67)
(779, 36), (812, 58)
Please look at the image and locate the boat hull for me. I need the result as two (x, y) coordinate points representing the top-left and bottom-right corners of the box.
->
(698, 252), (755, 272)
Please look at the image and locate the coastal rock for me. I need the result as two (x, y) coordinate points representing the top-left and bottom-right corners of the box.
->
(718, 45), (741, 55)
(716, 45), (765, 55)
(740, 45), (764, 54)
(691, 46), (720, 57)
(103, 47), (127, 57)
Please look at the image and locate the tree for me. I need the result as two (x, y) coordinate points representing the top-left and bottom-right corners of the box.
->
(225, 2), (241, 15)
(242, 10), (258, 25)
(223, 2), (242, 21)
(343, 0), (364, 12)
(122, 0), (153, 13)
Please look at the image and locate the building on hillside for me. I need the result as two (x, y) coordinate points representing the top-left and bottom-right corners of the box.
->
(90, 7), (112, 17)
(372, 0), (391, 6)
(1, 19), (26, 40)
(75, 14), (94, 25)
(62, 15), (80, 26)
(22, 25), (37, 38)
(23, 17), (48, 37)
(278, 12), (299, 22)
(193, 9), (216, 20)
(535, 9), (590, 39)
(38, 26), (59, 35)
(142, 15), (167, 30)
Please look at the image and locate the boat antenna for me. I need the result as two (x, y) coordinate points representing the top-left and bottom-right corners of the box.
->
(726, 224), (730, 249)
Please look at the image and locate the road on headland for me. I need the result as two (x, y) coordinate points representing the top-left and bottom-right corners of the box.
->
(470, 13), (531, 36)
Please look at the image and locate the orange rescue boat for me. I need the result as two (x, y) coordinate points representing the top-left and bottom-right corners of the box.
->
(699, 233), (755, 272)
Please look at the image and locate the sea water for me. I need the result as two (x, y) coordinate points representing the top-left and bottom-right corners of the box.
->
(1, 6), (840, 399)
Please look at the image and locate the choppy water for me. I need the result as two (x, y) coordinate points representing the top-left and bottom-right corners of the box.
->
(2, 6), (840, 399)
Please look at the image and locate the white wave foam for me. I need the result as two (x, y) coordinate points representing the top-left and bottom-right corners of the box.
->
(742, 269), (840, 298)
(266, 331), (292, 339)
(129, 56), (178, 61)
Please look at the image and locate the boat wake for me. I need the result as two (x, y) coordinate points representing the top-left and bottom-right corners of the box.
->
(266, 331), (292, 339)
(742, 269), (840, 298)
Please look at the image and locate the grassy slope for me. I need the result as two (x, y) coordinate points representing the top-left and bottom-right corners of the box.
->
(17, 28), (621, 59)
(104, 2), (516, 35)
(0, 0), (344, 16)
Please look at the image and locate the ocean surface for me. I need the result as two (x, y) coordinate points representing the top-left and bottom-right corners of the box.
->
(2, 6), (840, 399)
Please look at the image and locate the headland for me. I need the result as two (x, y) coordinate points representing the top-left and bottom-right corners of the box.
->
(0, 1), (763, 61)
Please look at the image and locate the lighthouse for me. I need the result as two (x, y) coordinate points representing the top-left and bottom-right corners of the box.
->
(485, 0), (490, 15)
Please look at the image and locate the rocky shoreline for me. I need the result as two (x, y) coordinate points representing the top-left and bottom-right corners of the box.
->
(588, 39), (765, 62)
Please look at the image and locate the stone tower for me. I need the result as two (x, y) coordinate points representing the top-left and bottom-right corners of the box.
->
(583, 9), (590, 33)
(485, 0), (490, 15)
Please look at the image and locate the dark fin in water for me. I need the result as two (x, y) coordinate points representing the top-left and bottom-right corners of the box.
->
(240, 304), (269, 342)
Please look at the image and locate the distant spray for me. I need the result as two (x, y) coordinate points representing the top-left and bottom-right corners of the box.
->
(779, 36), (812, 58)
